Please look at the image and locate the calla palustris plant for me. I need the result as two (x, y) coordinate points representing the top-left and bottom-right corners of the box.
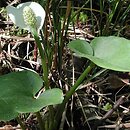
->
(0, 2), (64, 122)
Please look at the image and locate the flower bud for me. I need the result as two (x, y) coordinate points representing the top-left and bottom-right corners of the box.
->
(23, 6), (37, 29)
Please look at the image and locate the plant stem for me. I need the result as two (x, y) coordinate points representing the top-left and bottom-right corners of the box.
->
(90, 0), (94, 34)
(35, 112), (45, 130)
(58, 0), (72, 75)
(32, 29), (49, 90)
(16, 116), (26, 130)
(61, 0), (71, 45)
(99, 0), (103, 35)
(54, 62), (95, 129)
(32, 29), (54, 130)
(65, 62), (95, 103)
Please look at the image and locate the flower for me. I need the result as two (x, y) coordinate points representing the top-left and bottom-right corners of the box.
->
(23, 6), (37, 30)
(6, 2), (45, 32)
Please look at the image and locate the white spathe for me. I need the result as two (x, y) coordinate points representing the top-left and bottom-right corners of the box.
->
(6, 2), (45, 32)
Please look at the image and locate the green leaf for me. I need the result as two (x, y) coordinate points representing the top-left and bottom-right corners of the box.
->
(103, 103), (112, 111)
(68, 36), (130, 72)
(68, 39), (93, 56)
(0, 70), (63, 121)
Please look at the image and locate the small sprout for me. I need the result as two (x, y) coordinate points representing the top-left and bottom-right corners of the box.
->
(103, 103), (112, 111)
(6, 2), (45, 32)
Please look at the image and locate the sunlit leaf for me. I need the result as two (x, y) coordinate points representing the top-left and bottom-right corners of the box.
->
(68, 36), (130, 72)
(0, 70), (63, 121)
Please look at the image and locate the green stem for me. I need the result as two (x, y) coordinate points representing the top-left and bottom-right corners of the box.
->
(65, 62), (95, 103)
(16, 116), (26, 130)
(54, 62), (95, 129)
(48, 106), (54, 130)
(32, 29), (49, 90)
(61, 0), (71, 42)
(32, 29), (54, 130)
(35, 112), (45, 130)
(58, 0), (72, 74)
(90, 0), (94, 34)
(108, 0), (120, 24)
(99, 0), (103, 35)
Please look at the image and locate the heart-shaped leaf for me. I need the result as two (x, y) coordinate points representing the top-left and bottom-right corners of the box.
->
(68, 36), (130, 72)
(0, 70), (63, 121)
